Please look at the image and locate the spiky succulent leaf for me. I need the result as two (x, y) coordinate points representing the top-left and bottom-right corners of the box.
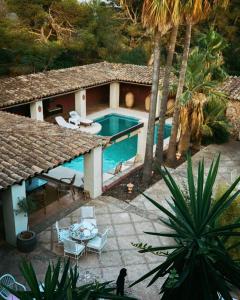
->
(132, 156), (240, 300)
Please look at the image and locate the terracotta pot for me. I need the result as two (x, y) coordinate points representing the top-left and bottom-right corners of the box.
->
(125, 92), (134, 108)
(17, 230), (37, 253)
(166, 98), (175, 114)
(145, 95), (151, 111)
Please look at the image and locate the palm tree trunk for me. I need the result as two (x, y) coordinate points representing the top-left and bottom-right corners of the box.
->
(155, 25), (178, 165)
(166, 23), (192, 165)
(178, 105), (191, 157)
(142, 31), (161, 183)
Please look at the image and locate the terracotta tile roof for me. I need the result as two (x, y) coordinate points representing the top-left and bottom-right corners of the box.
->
(0, 62), (175, 108)
(219, 76), (240, 101)
(0, 111), (108, 190)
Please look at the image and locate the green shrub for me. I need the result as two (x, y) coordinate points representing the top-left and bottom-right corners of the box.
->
(214, 182), (240, 261)
(202, 98), (230, 144)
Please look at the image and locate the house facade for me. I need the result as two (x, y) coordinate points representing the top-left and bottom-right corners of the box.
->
(0, 62), (175, 122)
(220, 76), (240, 140)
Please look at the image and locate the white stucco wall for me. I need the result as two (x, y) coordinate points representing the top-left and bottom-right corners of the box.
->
(75, 90), (87, 118)
(2, 182), (27, 245)
(30, 100), (44, 121)
(137, 120), (148, 161)
(109, 82), (120, 109)
(84, 146), (103, 198)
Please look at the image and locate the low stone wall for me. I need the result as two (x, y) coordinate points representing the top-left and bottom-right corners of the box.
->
(226, 99), (240, 140)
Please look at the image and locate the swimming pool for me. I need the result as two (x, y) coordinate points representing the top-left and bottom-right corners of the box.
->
(64, 114), (172, 173)
(95, 113), (140, 137)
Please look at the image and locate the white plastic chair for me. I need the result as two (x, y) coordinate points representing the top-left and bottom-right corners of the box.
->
(69, 111), (93, 126)
(79, 206), (96, 225)
(63, 238), (85, 264)
(86, 228), (109, 256)
(0, 274), (26, 299)
(55, 116), (79, 130)
(107, 162), (123, 175)
(55, 221), (70, 244)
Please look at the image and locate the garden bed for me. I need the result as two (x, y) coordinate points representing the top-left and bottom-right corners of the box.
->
(103, 149), (198, 201)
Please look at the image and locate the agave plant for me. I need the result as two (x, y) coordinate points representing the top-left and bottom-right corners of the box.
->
(4, 258), (136, 300)
(131, 155), (240, 300)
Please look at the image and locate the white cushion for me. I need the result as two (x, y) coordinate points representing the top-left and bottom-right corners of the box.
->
(80, 206), (95, 218)
(82, 218), (97, 226)
(59, 229), (69, 242)
(64, 239), (85, 255)
(76, 243), (85, 254)
(87, 236), (102, 250)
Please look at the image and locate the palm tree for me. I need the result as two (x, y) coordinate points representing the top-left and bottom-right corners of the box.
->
(176, 30), (227, 156)
(202, 96), (230, 145)
(131, 155), (240, 299)
(142, 0), (180, 182)
(155, 24), (179, 165)
(166, 0), (229, 165)
(166, 22), (192, 165)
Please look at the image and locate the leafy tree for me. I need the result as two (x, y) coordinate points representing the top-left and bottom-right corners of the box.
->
(198, 0), (240, 75)
(1, 0), (126, 75)
(118, 47), (148, 65)
(132, 155), (240, 300)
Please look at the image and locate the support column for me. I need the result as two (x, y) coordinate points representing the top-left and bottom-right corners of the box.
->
(84, 146), (102, 198)
(156, 90), (161, 117)
(75, 90), (86, 118)
(136, 120), (148, 162)
(2, 182), (27, 246)
(109, 82), (120, 109)
(30, 100), (44, 121)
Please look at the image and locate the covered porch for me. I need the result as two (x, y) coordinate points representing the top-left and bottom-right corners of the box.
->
(0, 111), (108, 246)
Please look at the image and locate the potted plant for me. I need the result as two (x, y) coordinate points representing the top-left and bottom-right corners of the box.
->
(14, 196), (37, 253)
(125, 92), (135, 108)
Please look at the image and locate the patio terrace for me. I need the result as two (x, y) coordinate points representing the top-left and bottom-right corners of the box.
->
(0, 141), (239, 299)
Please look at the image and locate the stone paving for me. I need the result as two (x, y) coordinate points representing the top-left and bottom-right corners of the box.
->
(131, 141), (240, 216)
(0, 141), (239, 300)
(0, 194), (166, 299)
(37, 196), (166, 299)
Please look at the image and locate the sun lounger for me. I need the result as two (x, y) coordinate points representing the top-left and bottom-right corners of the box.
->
(55, 116), (79, 129)
(69, 111), (93, 126)
(107, 162), (123, 175)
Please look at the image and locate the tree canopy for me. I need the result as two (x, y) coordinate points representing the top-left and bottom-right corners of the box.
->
(0, 0), (239, 76)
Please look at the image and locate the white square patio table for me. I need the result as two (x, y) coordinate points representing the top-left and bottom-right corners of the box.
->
(69, 221), (98, 243)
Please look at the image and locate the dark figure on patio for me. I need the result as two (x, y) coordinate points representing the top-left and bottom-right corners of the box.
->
(116, 268), (127, 296)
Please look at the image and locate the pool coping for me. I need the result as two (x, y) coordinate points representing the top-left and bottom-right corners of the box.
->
(109, 122), (144, 141)
(94, 113), (144, 142)
(102, 133), (171, 190)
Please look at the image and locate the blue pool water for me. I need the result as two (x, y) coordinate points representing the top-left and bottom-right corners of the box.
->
(95, 113), (139, 136)
(154, 123), (172, 144)
(64, 114), (172, 173)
